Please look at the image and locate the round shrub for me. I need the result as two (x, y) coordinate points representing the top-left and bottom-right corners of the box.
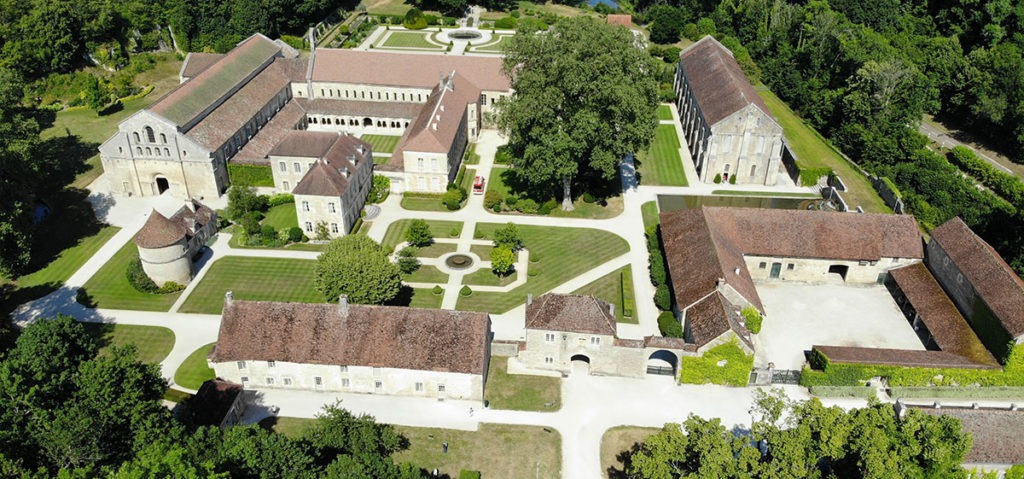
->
(261, 224), (277, 239)
(432, 285), (443, 295)
(287, 226), (304, 243)
(517, 198), (539, 214)
(729, 174), (737, 185)
(539, 199), (558, 215)
(582, 192), (596, 203)
(713, 173), (722, 184)
(484, 190), (503, 210)
(528, 268), (539, 277)
(654, 283), (672, 310)
(504, 195), (519, 207)
(460, 285), (473, 297)
(449, 226), (460, 237)
(658, 311), (683, 338)
(742, 306), (763, 334)
(442, 188), (463, 210)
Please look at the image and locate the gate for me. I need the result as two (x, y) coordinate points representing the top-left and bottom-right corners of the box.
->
(749, 368), (801, 386)
(646, 365), (675, 376)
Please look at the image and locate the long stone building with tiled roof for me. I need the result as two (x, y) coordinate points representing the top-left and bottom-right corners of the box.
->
(98, 33), (512, 202)
(209, 294), (492, 400)
(674, 36), (787, 186)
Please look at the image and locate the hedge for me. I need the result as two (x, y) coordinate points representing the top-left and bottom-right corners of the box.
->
(808, 386), (877, 398)
(888, 386), (1024, 400)
(799, 167), (833, 186)
(459, 471), (481, 479)
(621, 270), (635, 318)
(679, 339), (753, 386)
(228, 164), (274, 187)
(947, 146), (1024, 207)
(658, 311), (682, 338)
(801, 345), (1024, 387)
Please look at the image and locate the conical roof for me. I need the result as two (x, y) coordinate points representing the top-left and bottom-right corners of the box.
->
(134, 210), (187, 249)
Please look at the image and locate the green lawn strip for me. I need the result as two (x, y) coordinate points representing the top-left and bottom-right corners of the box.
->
(178, 257), (321, 314)
(711, 190), (821, 198)
(678, 340), (753, 386)
(400, 195), (449, 212)
(381, 219), (463, 252)
(487, 166), (624, 219)
(163, 388), (193, 403)
(174, 342), (216, 390)
(381, 31), (443, 49)
(469, 244), (491, 258)
(457, 224), (628, 313)
(12, 225), (120, 292)
(571, 265), (635, 324)
(82, 323), (175, 364)
(408, 287), (444, 308)
(228, 163), (274, 187)
(282, 243), (328, 252)
(393, 423), (561, 478)
(756, 89), (890, 213)
(640, 201), (660, 230)
(261, 203), (299, 231)
(80, 240), (182, 311)
(484, 357), (561, 411)
(402, 266), (448, 284)
(415, 242), (458, 258)
(473, 35), (513, 52)
(462, 143), (481, 165)
(360, 134), (403, 154)
(462, 268), (517, 287)
(636, 124), (687, 186)
(657, 104), (673, 121)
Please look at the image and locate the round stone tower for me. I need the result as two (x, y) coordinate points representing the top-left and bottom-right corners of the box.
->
(134, 210), (191, 286)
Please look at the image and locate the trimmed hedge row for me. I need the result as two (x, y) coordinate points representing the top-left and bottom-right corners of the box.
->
(947, 146), (1024, 207)
(802, 346), (1024, 387)
(888, 386), (1024, 400)
(621, 270), (635, 318)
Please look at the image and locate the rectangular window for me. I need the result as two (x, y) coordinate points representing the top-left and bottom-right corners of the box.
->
(415, 382), (424, 392)
(331, 223), (338, 233)
(304, 221), (312, 232)
(268, 360), (276, 367)
(374, 380), (382, 389)
(314, 376), (323, 386)
(545, 333), (555, 343)
(283, 377), (292, 386)
(544, 357), (553, 364)
(282, 181), (289, 190)
(279, 161), (286, 172)
(328, 202), (336, 213)
(757, 137), (766, 154)
(438, 384), (446, 392)
(591, 337), (601, 345)
(787, 264), (794, 270)
(237, 361), (246, 369)
(266, 377), (275, 385)
(342, 378), (350, 388)
(417, 158), (424, 170)
(302, 201), (309, 211)
(241, 376), (249, 383)
(293, 162), (301, 173)
(431, 158), (438, 172)
(758, 262), (767, 269)
(339, 365), (348, 373)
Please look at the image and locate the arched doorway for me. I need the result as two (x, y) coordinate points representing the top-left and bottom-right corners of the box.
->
(570, 354), (590, 376)
(828, 264), (849, 281)
(647, 350), (677, 376)
(156, 177), (170, 195)
(362, 117), (372, 127)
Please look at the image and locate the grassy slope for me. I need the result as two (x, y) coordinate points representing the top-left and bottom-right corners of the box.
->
(178, 257), (320, 314)
(80, 240), (182, 311)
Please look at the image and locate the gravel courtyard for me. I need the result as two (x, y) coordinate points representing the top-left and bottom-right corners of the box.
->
(754, 281), (926, 370)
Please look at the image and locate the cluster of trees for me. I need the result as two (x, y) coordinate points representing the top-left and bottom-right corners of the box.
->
(497, 17), (660, 211)
(627, 390), (973, 478)
(637, 0), (1024, 275)
(314, 234), (402, 305)
(0, 316), (423, 478)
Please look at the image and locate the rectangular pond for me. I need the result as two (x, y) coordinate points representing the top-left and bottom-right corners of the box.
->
(657, 194), (828, 212)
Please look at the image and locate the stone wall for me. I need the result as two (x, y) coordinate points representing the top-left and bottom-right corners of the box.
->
(744, 255), (915, 284)
(138, 239), (192, 287)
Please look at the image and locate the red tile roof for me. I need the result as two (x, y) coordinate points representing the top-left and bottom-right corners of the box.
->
(678, 36), (774, 126)
(185, 60), (292, 150)
(268, 131), (341, 158)
(231, 100), (308, 164)
(913, 406), (1024, 464)
(525, 294), (617, 336)
(930, 217), (1024, 338)
(813, 345), (1000, 369)
(310, 49), (510, 91)
(290, 134), (372, 197)
(396, 72), (478, 156)
(211, 300), (491, 375)
(889, 263), (997, 366)
(135, 210), (186, 249)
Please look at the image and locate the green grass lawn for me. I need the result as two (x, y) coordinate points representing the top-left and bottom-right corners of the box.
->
(473, 34), (513, 53)
(360, 134), (402, 154)
(415, 242), (458, 258)
(83, 323), (175, 364)
(261, 203), (299, 231)
(571, 265), (635, 324)
(41, 54), (183, 188)
(636, 124), (687, 186)
(457, 224), (628, 313)
(394, 423), (561, 478)
(174, 342), (216, 390)
(408, 287), (444, 308)
(381, 31), (443, 49)
(757, 89), (889, 213)
(486, 166), (624, 219)
(462, 268), (517, 287)
(381, 219), (463, 252)
(228, 164), (274, 187)
(402, 266), (448, 284)
(178, 257), (321, 314)
(678, 340), (753, 386)
(711, 190), (821, 198)
(641, 201), (660, 230)
(400, 194), (449, 212)
(79, 240), (183, 311)
(657, 104), (674, 121)
(469, 244), (491, 258)
(484, 356), (561, 411)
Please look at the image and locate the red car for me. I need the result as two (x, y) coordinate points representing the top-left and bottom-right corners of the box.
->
(473, 176), (485, 194)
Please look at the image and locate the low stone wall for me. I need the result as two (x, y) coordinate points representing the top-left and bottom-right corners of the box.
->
(490, 340), (522, 357)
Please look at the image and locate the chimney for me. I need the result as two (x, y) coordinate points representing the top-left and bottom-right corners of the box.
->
(225, 291), (233, 304)
(734, 267), (740, 275)
(338, 294), (349, 317)
(527, 293), (533, 306)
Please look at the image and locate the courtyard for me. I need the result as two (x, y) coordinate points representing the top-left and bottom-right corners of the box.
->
(754, 281), (926, 370)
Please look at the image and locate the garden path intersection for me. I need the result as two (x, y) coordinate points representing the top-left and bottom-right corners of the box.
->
(14, 109), (854, 478)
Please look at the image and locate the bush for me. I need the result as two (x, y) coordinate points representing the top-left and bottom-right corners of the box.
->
(517, 198), (539, 214)
(679, 340), (753, 386)
(226, 185), (268, 220)
(449, 226), (460, 237)
(240, 211), (262, 235)
(582, 192), (596, 203)
(369, 175), (391, 203)
(405, 219), (433, 247)
(126, 257), (158, 293)
(397, 247), (421, 274)
(460, 285), (472, 297)
(504, 195), (518, 207)
(494, 16), (517, 29)
(260, 224), (277, 239)
(646, 226), (666, 286)
(654, 283), (672, 310)
(442, 188), (463, 210)
(729, 174), (737, 185)
(713, 173), (722, 184)
(287, 226), (304, 243)
(742, 305), (762, 334)
(801, 345), (1024, 387)
(621, 271), (635, 318)
(267, 193), (294, 207)
(490, 246), (516, 276)
(432, 285), (443, 295)
(459, 471), (481, 479)
(493, 223), (523, 250)
(538, 198), (558, 215)
(799, 167), (832, 186)
(947, 146), (1024, 206)
(484, 191), (502, 210)
(658, 311), (682, 338)
(156, 281), (184, 294)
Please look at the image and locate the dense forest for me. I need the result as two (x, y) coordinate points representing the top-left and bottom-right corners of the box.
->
(639, 0), (1024, 274)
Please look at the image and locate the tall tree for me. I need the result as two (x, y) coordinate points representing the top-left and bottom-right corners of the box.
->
(497, 17), (659, 210)
(314, 235), (402, 305)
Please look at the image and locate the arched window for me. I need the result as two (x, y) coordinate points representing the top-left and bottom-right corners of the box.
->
(154, 148), (160, 156)
(133, 132), (140, 143)
(750, 165), (757, 177)
(136, 147), (142, 155)
(160, 133), (167, 143)
(145, 126), (155, 143)
(118, 147), (123, 153)
(182, 150), (188, 156)
(164, 148), (170, 156)
(145, 147), (152, 155)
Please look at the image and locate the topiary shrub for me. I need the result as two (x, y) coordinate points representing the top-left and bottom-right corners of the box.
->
(654, 283), (672, 310)
(261, 224), (277, 239)
(713, 173), (722, 184)
(287, 226), (304, 243)
(729, 174), (737, 185)
(582, 192), (596, 203)
(126, 257), (158, 293)
(397, 247), (420, 274)
(432, 285), (443, 295)
(493, 223), (523, 250)
(742, 305), (762, 334)
(449, 226), (460, 237)
(658, 311), (683, 338)
(460, 285), (472, 297)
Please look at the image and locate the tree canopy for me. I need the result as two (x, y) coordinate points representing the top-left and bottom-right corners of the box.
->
(314, 235), (402, 305)
(497, 17), (659, 210)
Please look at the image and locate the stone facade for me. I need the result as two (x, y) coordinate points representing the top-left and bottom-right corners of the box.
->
(134, 200), (218, 286)
(744, 255), (913, 284)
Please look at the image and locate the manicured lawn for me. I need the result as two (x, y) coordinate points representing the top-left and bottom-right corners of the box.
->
(393, 423), (561, 478)
(83, 323), (175, 364)
(711, 189), (820, 198)
(261, 203), (298, 231)
(458, 224), (628, 313)
(657, 104), (674, 121)
(472, 34), (513, 53)
(757, 89), (890, 213)
(400, 194), (449, 212)
(381, 31), (443, 49)
(360, 134), (402, 154)
(381, 219), (463, 252)
(678, 339), (753, 386)
(408, 287), (444, 308)
(641, 201), (660, 230)
(484, 356), (561, 411)
(636, 124), (687, 186)
(487, 166), (624, 219)
(469, 244), (491, 258)
(260, 416), (316, 437)
(79, 240), (183, 311)
(178, 257), (321, 314)
(571, 265), (636, 324)
(602, 426), (661, 479)
(415, 242), (458, 258)
(228, 163), (274, 187)
(402, 265), (448, 284)
(462, 268), (517, 287)
(174, 342), (216, 390)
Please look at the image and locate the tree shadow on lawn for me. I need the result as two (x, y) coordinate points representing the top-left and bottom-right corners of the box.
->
(498, 167), (621, 205)
(608, 441), (646, 479)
